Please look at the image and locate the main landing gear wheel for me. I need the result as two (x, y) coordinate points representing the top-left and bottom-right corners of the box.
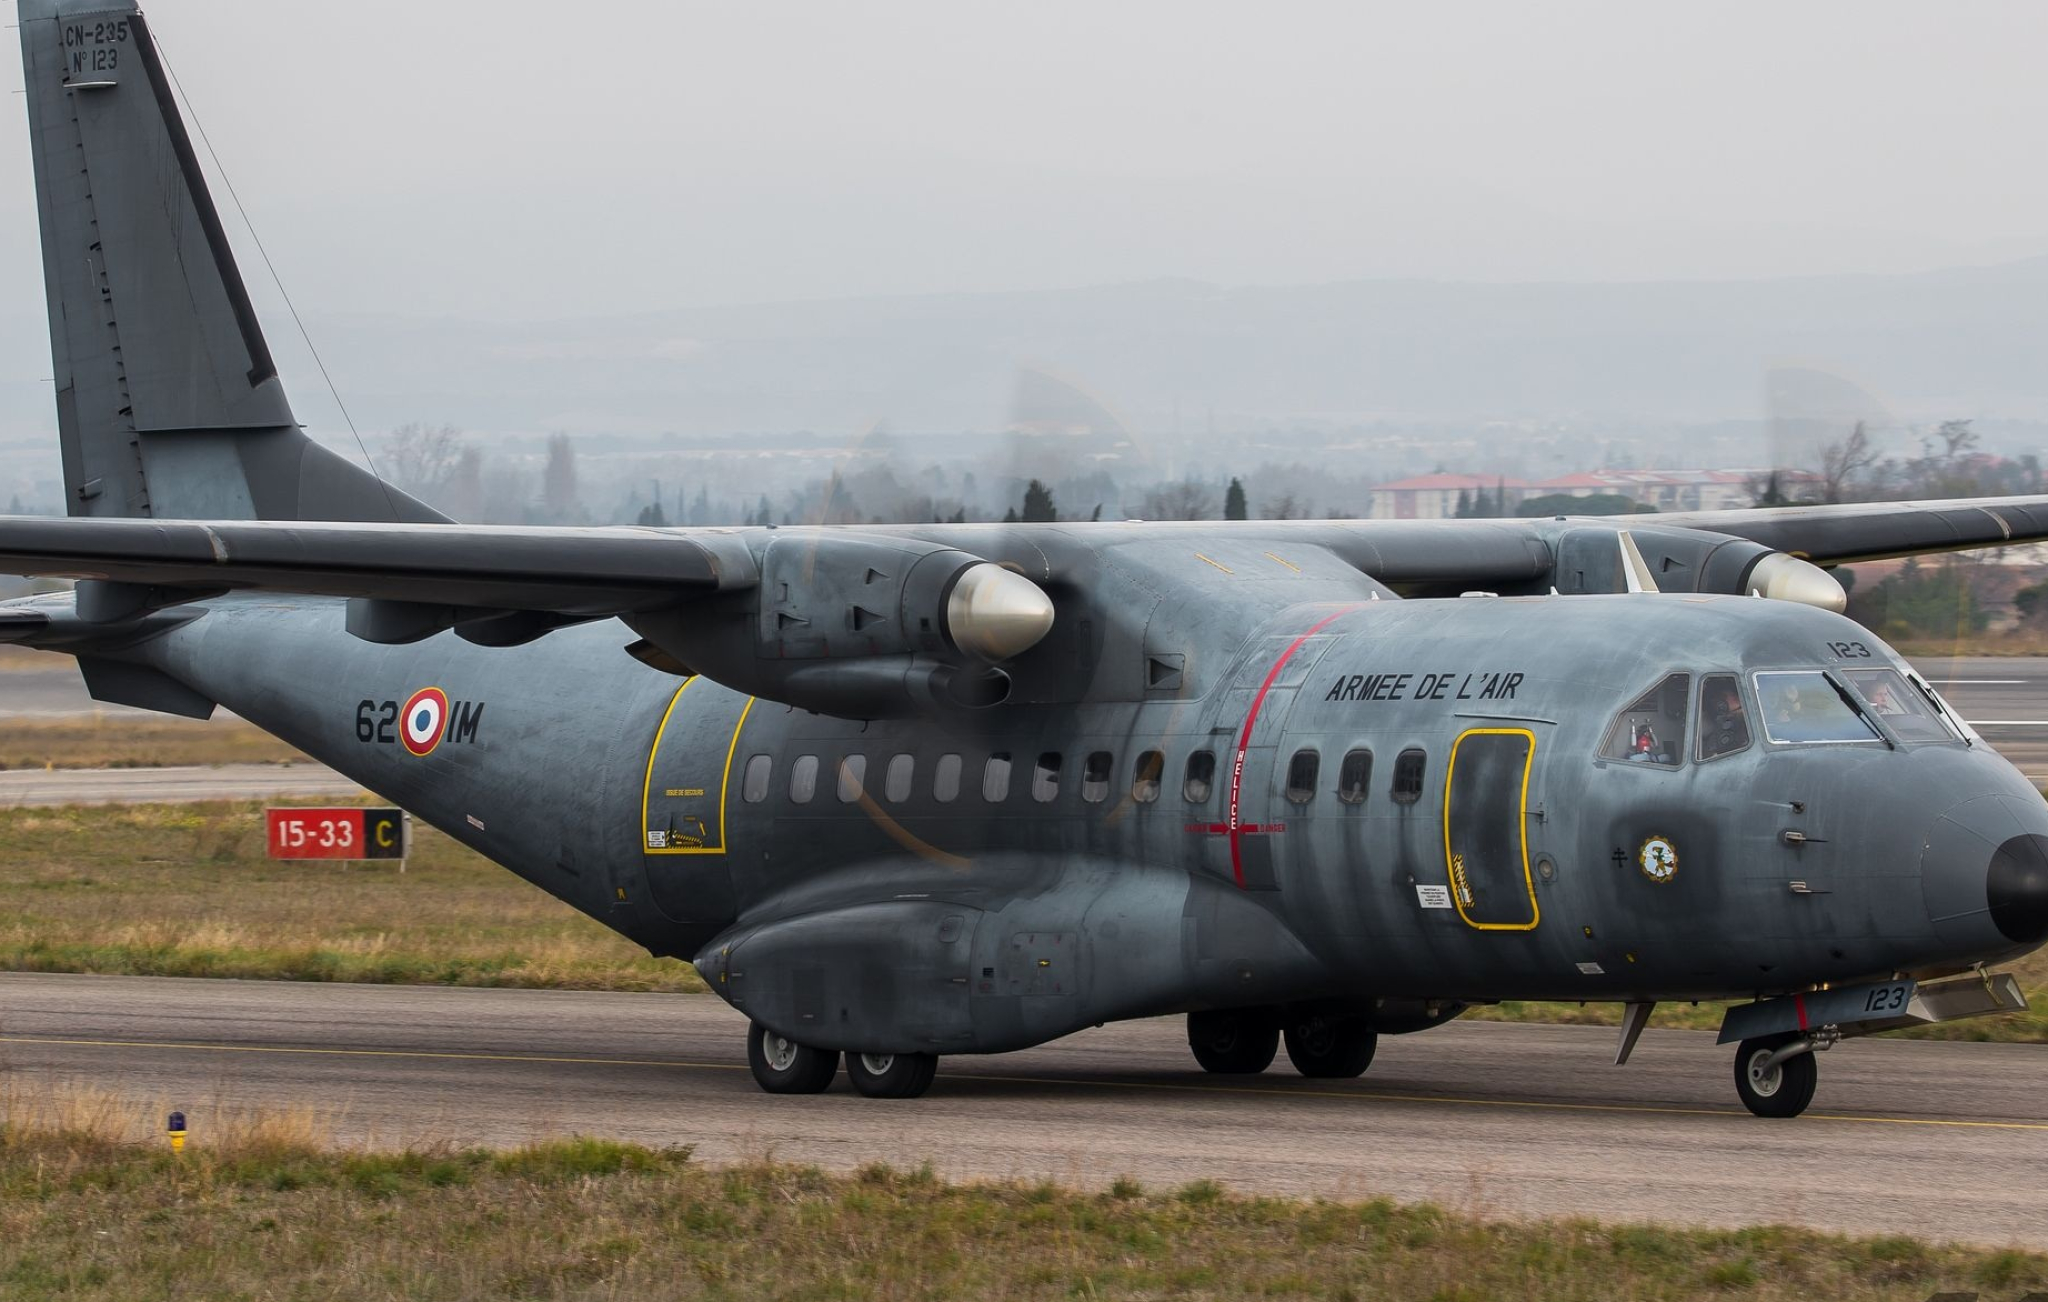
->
(1733, 1035), (1818, 1118)
(845, 1051), (939, 1099)
(1186, 1009), (1279, 1074)
(1282, 1014), (1378, 1078)
(747, 1022), (840, 1094)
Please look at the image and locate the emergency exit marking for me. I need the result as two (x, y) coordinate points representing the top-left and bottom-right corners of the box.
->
(265, 807), (408, 861)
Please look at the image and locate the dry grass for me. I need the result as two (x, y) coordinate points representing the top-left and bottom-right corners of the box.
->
(0, 1088), (2040, 1301)
(0, 717), (308, 770)
(0, 802), (702, 992)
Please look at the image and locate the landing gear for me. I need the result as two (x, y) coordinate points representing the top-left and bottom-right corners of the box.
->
(1282, 1013), (1378, 1078)
(1186, 1008), (1280, 1074)
(747, 1022), (840, 1094)
(845, 1051), (939, 1099)
(1732, 1034), (1819, 1118)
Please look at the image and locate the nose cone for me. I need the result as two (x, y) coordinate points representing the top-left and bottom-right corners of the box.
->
(1989, 833), (2048, 946)
(1924, 793), (2048, 958)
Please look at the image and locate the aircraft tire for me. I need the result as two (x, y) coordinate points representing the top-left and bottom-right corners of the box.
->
(747, 1022), (841, 1094)
(1732, 1036), (1818, 1118)
(845, 1051), (939, 1099)
(1186, 1009), (1280, 1074)
(1282, 1014), (1378, 1078)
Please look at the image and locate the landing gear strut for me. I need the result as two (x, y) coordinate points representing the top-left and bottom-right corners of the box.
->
(747, 1022), (840, 1094)
(1186, 1008), (1280, 1073)
(1732, 1034), (1820, 1118)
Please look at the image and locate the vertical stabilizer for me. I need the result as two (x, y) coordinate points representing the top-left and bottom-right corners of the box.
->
(17, 0), (443, 523)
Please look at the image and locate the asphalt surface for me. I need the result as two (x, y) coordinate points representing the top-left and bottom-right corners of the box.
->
(0, 764), (366, 804)
(2, 972), (2045, 1246)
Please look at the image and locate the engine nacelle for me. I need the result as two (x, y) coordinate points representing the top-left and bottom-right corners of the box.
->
(627, 531), (1054, 718)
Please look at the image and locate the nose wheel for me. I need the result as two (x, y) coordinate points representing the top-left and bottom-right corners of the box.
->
(1732, 1034), (1819, 1118)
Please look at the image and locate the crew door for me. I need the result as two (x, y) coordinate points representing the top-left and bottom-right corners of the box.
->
(1442, 727), (1539, 930)
(641, 677), (755, 926)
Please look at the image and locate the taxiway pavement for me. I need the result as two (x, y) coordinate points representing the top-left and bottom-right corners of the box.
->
(2, 972), (2043, 1247)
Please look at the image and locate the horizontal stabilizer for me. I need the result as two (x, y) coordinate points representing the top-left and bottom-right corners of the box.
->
(0, 517), (757, 615)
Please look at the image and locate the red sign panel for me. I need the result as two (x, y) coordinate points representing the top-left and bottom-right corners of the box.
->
(265, 807), (407, 860)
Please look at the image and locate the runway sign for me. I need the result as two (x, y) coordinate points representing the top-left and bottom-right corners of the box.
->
(266, 807), (408, 861)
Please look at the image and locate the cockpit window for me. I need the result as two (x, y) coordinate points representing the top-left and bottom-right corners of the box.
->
(1599, 673), (1689, 767)
(1696, 673), (1752, 761)
(1753, 671), (1881, 745)
(1842, 667), (1961, 743)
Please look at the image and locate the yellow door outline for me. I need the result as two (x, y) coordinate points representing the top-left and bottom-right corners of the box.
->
(641, 677), (756, 856)
(1441, 727), (1539, 932)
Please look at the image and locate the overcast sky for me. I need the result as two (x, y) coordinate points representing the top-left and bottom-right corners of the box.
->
(3, 0), (2047, 333)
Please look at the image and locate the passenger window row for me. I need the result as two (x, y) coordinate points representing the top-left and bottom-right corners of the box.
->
(739, 744), (1428, 808)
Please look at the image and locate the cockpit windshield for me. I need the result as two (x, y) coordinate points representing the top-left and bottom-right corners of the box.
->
(1753, 671), (1881, 745)
(1841, 667), (1963, 744)
(1696, 673), (1751, 760)
(1599, 673), (1689, 766)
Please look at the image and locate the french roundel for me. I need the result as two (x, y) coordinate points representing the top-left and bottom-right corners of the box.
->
(400, 687), (449, 756)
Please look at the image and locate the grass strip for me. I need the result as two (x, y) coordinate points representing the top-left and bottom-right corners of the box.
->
(0, 801), (702, 992)
(0, 718), (308, 770)
(0, 1099), (2042, 1301)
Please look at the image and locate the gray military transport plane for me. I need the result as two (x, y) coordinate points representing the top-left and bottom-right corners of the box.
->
(9, 0), (2048, 1116)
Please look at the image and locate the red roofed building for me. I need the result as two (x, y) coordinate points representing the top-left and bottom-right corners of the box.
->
(1368, 473), (1529, 520)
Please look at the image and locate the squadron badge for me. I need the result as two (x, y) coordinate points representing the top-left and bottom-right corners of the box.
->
(1638, 835), (1678, 883)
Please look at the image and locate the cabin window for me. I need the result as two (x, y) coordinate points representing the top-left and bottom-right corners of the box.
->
(1598, 673), (1690, 767)
(1390, 748), (1427, 804)
(837, 754), (867, 803)
(1132, 750), (1164, 803)
(983, 752), (1013, 802)
(1696, 674), (1752, 761)
(933, 753), (962, 802)
(1032, 752), (1063, 802)
(1285, 749), (1320, 804)
(1082, 751), (1113, 803)
(1842, 667), (1959, 744)
(742, 754), (772, 803)
(789, 754), (819, 804)
(885, 754), (915, 803)
(1754, 671), (1882, 745)
(1184, 751), (1217, 803)
(1337, 749), (1372, 804)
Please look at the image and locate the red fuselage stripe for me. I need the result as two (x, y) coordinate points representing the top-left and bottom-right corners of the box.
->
(1227, 605), (1363, 887)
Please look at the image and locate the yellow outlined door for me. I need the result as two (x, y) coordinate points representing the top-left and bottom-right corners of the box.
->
(642, 677), (754, 926)
(1442, 728), (1539, 931)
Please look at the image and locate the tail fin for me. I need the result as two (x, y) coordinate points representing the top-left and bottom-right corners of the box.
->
(17, 0), (443, 523)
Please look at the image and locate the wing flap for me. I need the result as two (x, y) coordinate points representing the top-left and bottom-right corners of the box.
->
(1651, 497), (2048, 566)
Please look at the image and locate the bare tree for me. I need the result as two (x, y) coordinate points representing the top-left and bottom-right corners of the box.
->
(381, 423), (466, 497)
(1140, 479), (1217, 520)
(1819, 421), (1881, 504)
(1259, 492), (1308, 520)
(541, 433), (581, 522)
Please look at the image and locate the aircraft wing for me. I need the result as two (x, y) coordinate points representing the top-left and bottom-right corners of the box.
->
(0, 517), (753, 614)
(1648, 496), (2048, 566)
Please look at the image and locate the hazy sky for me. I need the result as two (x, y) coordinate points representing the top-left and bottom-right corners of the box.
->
(3, 0), (2047, 336)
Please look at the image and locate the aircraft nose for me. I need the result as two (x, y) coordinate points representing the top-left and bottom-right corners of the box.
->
(1988, 832), (2048, 946)
(1923, 793), (2048, 955)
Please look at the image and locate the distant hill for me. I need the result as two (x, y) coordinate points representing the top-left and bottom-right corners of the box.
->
(9, 258), (2048, 440)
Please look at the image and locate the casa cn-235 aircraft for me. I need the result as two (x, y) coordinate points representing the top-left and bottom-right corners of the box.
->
(9, 0), (2048, 1115)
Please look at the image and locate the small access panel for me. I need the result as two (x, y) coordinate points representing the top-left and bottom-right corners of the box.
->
(1442, 728), (1539, 931)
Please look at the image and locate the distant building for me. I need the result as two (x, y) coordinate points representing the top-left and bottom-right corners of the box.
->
(1367, 473), (1529, 520)
(1527, 468), (1824, 512)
